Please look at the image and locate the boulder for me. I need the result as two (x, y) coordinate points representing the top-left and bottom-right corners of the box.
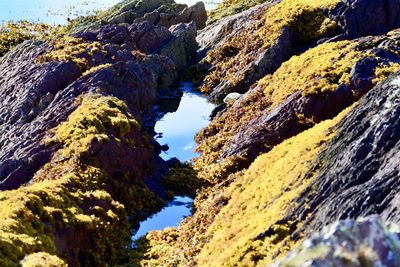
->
(0, 10), (198, 190)
(223, 92), (242, 104)
(329, 0), (400, 38)
(273, 217), (400, 267)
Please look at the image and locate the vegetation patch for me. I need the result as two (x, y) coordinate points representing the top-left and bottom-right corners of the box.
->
(163, 162), (209, 198)
(207, 0), (269, 25)
(199, 0), (341, 96)
(0, 94), (164, 266)
(196, 32), (400, 183)
(0, 21), (51, 57)
(35, 36), (106, 71)
(134, 108), (351, 267)
(194, 108), (350, 267)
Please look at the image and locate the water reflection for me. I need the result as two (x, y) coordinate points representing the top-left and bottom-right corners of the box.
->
(132, 196), (193, 240)
(155, 82), (215, 162)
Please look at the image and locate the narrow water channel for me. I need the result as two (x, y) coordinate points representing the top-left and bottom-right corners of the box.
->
(132, 82), (215, 241)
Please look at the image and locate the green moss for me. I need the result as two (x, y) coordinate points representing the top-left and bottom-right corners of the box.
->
(197, 31), (400, 184)
(163, 162), (209, 198)
(200, 0), (341, 95)
(259, 40), (360, 109)
(20, 252), (67, 267)
(136, 108), (351, 267)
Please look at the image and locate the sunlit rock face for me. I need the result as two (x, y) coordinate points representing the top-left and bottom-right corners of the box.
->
(0, 0), (206, 266)
(132, 0), (400, 266)
(273, 217), (400, 267)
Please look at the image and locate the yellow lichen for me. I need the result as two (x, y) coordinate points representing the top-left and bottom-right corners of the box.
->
(82, 63), (112, 76)
(0, 21), (51, 57)
(259, 40), (360, 109)
(0, 94), (163, 265)
(257, 0), (341, 48)
(35, 36), (106, 70)
(207, 0), (268, 25)
(195, 107), (351, 267)
(20, 252), (67, 267)
(200, 0), (341, 95)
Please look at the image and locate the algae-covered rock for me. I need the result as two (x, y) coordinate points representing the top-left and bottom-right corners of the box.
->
(21, 252), (67, 267)
(273, 217), (400, 267)
(0, 14), (198, 191)
(196, 31), (400, 183)
(0, 1), (202, 265)
(200, 0), (400, 102)
(132, 1), (400, 266)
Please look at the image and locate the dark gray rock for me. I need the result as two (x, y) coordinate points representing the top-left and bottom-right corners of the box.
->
(0, 9), (198, 190)
(290, 73), (400, 232)
(329, 0), (400, 38)
(274, 217), (400, 267)
(73, 0), (207, 33)
(206, 34), (400, 173)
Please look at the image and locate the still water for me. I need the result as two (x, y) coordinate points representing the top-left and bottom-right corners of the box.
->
(0, 0), (220, 25)
(132, 196), (193, 240)
(155, 83), (215, 162)
(132, 83), (215, 241)
(0, 0), (218, 247)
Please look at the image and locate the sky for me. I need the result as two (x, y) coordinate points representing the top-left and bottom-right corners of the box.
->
(0, 0), (219, 25)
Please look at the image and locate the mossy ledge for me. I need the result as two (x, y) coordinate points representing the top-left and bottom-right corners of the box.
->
(200, 0), (342, 100)
(135, 106), (351, 266)
(196, 31), (400, 184)
(0, 94), (164, 266)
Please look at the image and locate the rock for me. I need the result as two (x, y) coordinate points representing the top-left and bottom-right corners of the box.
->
(160, 22), (198, 72)
(74, 0), (207, 33)
(130, 21), (174, 53)
(200, 0), (400, 102)
(288, 73), (400, 234)
(197, 2), (277, 53)
(273, 217), (400, 267)
(196, 32), (400, 181)
(223, 92), (242, 104)
(208, 27), (292, 101)
(0, 7), (198, 191)
(179, 2), (207, 30)
(329, 0), (400, 38)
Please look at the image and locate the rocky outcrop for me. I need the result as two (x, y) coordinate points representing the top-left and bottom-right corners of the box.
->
(75, 0), (207, 32)
(133, 0), (400, 266)
(273, 217), (400, 267)
(195, 32), (400, 182)
(329, 0), (400, 38)
(287, 73), (400, 234)
(0, 1), (203, 266)
(0, 19), (198, 191)
(199, 0), (400, 102)
(196, 2), (277, 53)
